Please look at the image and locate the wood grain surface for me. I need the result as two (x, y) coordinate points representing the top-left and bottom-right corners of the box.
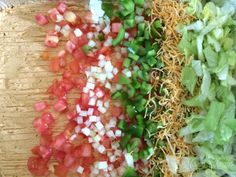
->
(0, 1), (87, 176)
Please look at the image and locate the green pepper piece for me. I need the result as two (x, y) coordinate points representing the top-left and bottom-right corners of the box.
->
(140, 82), (152, 94)
(129, 125), (144, 138)
(120, 133), (132, 149)
(132, 79), (141, 89)
(120, 0), (135, 17)
(118, 74), (131, 85)
(112, 91), (122, 100)
(82, 45), (91, 54)
(136, 114), (144, 126)
(128, 85), (136, 98)
(124, 19), (135, 29)
(148, 57), (158, 67)
(113, 26), (125, 46)
(97, 33), (105, 41)
(134, 0), (145, 7)
(118, 119), (128, 131)
(122, 167), (140, 177)
(144, 30), (150, 39)
(147, 49), (156, 57)
(142, 63), (151, 71)
(128, 53), (139, 61)
(123, 58), (131, 68)
(137, 23), (145, 36)
(127, 138), (140, 153)
(134, 97), (147, 112)
(153, 20), (162, 29)
(126, 105), (136, 118)
(102, 0), (114, 18)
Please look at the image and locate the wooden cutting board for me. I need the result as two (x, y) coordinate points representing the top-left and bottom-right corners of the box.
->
(0, 1), (86, 176)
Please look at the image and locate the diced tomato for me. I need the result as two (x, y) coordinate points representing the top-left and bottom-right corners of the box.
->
(69, 31), (79, 45)
(57, 2), (67, 14)
(112, 23), (122, 33)
(39, 145), (53, 159)
(45, 35), (59, 48)
(80, 93), (89, 109)
(58, 56), (67, 68)
(66, 109), (77, 120)
(77, 35), (88, 46)
(35, 13), (49, 25)
(31, 146), (40, 156)
(48, 8), (60, 22)
(72, 48), (86, 60)
(27, 156), (48, 176)
(80, 143), (92, 157)
(34, 101), (48, 112)
(53, 133), (67, 150)
(64, 153), (75, 167)
(40, 134), (53, 146)
(54, 164), (68, 177)
(61, 79), (74, 92)
(41, 112), (54, 125)
(54, 99), (68, 112)
(127, 27), (137, 38)
(111, 106), (123, 117)
(58, 49), (67, 59)
(72, 76), (86, 89)
(100, 136), (111, 149)
(54, 151), (66, 163)
(63, 70), (72, 79)
(50, 58), (60, 72)
(33, 117), (51, 135)
(84, 11), (93, 24)
(65, 40), (76, 54)
(69, 59), (80, 74)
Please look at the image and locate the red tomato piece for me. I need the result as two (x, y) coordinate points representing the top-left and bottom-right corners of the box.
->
(100, 136), (111, 149)
(27, 156), (48, 176)
(69, 32), (79, 45)
(61, 79), (74, 92)
(57, 2), (67, 14)
(35, 13), (49, 25)
(41, 112), (54, 125)
(34, 101), (48, 112)
(48, 8), (60, 22)
(31, 146), (40, 156)
(53, 133), (67, 150)
(69, 59), (80, 74)
(40, 134), (53, 146)
(65, 40), (76, 54)
(112, 23), (122, 33)
(72, 48), (86, 60)
(54, 151), (66, 163)
(72, 76), (86, 89)
(63, 70), (72, 79)
(80, 143), (92, 157)
(111, 106), (123, 117)
(66, 109), (77, 120)
(80, 93), (89, 109)
(64, 153), (75, 167)
(39, 145), (53, 159)
(58, 57), (67, 68)
(54, 99), (68, 112)
(54, 164), (68, 177)
(77, 35), (88, 47)
(33, 117), (51, 135)
(45, 34), (59, 48)
(50, 58), (60, 72)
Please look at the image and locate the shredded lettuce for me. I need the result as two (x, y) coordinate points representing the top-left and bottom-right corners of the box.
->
(178, 0), (236, 176)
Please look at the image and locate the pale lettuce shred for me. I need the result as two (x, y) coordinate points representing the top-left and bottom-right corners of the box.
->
(178, 0), (236, 176)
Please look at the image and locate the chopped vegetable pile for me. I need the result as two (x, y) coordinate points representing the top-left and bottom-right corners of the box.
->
(26, 0), (236, 176)
(28, 0), (162, 177)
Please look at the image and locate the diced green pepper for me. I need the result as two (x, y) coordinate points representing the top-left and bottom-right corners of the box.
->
(140, 82), (152, 94)
(129, 125), (144, 138)
(82, 45), (91, 54)
(134, 0), (145, 7)
(120, 0), (135, 17)
(118, 119), (128, 131)
(120, 133), (132, 149)
(97, 33), (105, 41)
(132, 79), (141, 89)
(142, 63), (151, 71)
(127, 138), (140, 152)
(118, 74), (131, 85)
(113, 26), (125, 46)
(128, 85), (136, 98)
(123, 58), (131, 68)
(134, 97), (147, 112)
(122, 167), (140, 177)
(126, 105), (137, 118)
(137, 23), (145, 36)
(153, 20), (162, 29)
(128, 53), (139, 61)
(124, 19), (135, 29)
(148, 57), (158, 67)
(112, 91), (122, 100)
(147, 49), (156, 57)
(136, 114), (144, 126)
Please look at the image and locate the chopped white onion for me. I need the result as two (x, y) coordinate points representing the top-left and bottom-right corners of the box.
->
(88, 40), (96, 48)
(96, 91), (104, 98)
(86, 82), (95, 90)
(116, 84), (122, 90)
(98, 54), (105, 60)
(98, 129), (105, 136)
(88, 137), (93, 143)
(75, 125), (81, 133)
(81, 127), (91, 136)
(166, 155), (179, 174)
(109, 155), (116, 163)
(98, 144), (106, 153)
(98, 74), (106, 82)
(96, 100), (103, 107)
(96, 161), (108, 170)
(125, 32), (130, 39)
(55, 25), (61, 32)
(56, 14), (64, 22)
(64, 11), (77, 23)
(104, 101), (110, 108)
(125, 153), (134, 167)
(87, 32), (94, 39)
(76, 117), (83, 124)
(92, 142), (100, 149)
(61, 25), (71, 37)
(88, 97), (97, 106)
(113, 68), (119, 75)
(98, 106), (107, 113)
(79, 111), (87, 117)
(83, 87), (89, 93)
(106, 130), (115, 138)
(76, 105), (81, 113)
(105, 82), (111, 89)
(74, 28), (83, 37)
(76, 166), (84, 174)
(94, 134), (101, 143)
(104, 61), (113, 73)
(114, 150), (122, 156)
(95, 121), (104, 131)
(106, 72), (114, 80)
(115, 130), (122, 137)
(69, 134), (77, 141)
(89, 116), (100, 122)
(89, 90), (95, 97)
(103, 25), (110, 34)
(84, 120), (92, 127)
